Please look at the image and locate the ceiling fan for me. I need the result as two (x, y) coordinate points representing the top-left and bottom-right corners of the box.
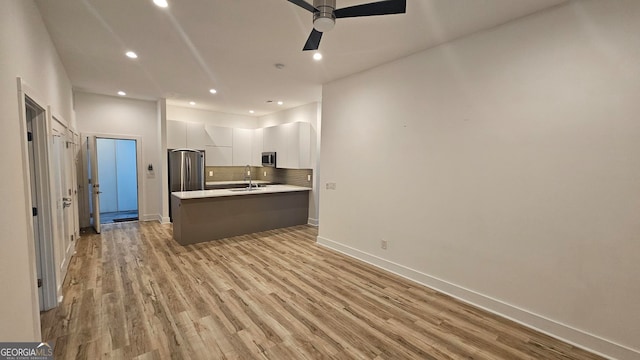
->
(287, 0), (407, 51)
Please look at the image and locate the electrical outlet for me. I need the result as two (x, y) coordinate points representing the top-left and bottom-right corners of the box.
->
(247, 170), (251, 176)
(263, 171), (267, 177)
(208, 170), (213, 176)
(381, 239), (388, 250)
(307, 174), (311, 181)
(326, 182), (336, 190)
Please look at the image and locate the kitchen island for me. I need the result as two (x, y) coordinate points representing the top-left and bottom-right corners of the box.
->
(171, 185), (311, 245)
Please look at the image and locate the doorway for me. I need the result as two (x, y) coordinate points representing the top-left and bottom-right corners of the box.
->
(94, 138), (139, 224)
(24, 96), (57, 311)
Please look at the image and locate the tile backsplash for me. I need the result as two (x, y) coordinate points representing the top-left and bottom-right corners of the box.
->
(205, 166), (313, 188)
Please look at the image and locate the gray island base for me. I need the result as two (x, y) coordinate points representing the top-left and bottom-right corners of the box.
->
(171, 185), (311, 245)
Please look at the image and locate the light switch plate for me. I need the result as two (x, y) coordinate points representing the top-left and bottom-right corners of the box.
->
(208, 171), (213, 176)
(307, 174), (311, 181)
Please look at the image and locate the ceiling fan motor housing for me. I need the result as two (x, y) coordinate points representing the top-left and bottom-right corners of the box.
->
(313, 0), (336, 32)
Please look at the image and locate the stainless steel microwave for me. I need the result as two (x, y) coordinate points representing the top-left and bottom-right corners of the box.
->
(261, 152), (276, 167)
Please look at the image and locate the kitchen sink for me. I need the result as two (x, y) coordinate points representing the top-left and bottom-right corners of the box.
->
(229, 187), (265, 192)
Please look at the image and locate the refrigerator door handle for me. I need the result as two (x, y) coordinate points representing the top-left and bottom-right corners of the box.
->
(186, 156), (191, 189)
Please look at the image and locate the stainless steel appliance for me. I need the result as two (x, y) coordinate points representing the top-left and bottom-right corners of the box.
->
(169, 149), (204, 192)
(261, 152), (277, 167)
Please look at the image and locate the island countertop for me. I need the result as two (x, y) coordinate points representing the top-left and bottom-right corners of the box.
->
(172, 184), (311, 200)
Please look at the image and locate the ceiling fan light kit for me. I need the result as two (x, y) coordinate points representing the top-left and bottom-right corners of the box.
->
(313, 0), (336, 32)
(288, 0), (407, 51)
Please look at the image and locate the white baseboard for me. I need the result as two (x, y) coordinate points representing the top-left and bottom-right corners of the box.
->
(308, 217), (319, 226)
(317, 235), (638, 360)
(139, 214), (170, 223)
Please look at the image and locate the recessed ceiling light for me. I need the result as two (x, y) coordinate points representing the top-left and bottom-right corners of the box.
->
(189, 101), (196, 106)
(153, 0), (168, 8)
(209, 89), (217, 94)
(117, 91), (126, 96)
(125, 51), (138, 59)
(277, 101), (283, 105)
(313, 53), (323, 61)
(249, 110), (255, 114)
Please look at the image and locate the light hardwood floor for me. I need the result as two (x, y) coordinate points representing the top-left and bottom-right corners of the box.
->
(41, 222), (603, 359)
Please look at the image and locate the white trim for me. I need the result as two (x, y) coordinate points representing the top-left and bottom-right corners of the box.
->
(140, 214), (162, 222)
(17, 78), (59, 322)
(317, 235), (639, 360)
(307, 217), (319, 226)
(16, 78), (43, 339)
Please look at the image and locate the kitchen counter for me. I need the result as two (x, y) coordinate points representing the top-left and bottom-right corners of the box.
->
(171, 185), (311, 245)
(173, 184), (310, 199)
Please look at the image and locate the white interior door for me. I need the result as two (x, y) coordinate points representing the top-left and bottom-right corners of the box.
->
(51, 121), (70, 296)
(89, 136), (101, 233)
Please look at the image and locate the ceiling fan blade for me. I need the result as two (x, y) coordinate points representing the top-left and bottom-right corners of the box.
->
(287, 0), (318, 13)
(334, 0), (406, 18)
(303, 29), (323, 51)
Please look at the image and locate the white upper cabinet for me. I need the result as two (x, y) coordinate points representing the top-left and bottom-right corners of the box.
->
(252, 128), (263, 167)
(262, 122), (311, 169)
(232, 128), (253, 166)
(186, 122), (208, 149)
(293, 122), (311, 169)
(169, 121), (311, 169)
(167, 120), (187, 149)
(205, 145), (233, 166)
(205, 125), (233, 147)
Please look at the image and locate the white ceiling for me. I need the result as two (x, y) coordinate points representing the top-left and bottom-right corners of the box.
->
(35, 0), (567, 117)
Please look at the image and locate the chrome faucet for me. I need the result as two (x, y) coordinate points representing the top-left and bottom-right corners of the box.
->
(244, 165), (253, 189)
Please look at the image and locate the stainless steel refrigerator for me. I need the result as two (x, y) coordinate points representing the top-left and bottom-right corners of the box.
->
(168, 149), (204, 221)
(169, 148), (205, 192)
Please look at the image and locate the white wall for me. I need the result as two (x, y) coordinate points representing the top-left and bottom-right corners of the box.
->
(318, 1), (640, 359)
(74, 92), (162, 222)
(259, 102), (321, 225)
(0, 0), (74, 341)
(167, 105), (257, 128)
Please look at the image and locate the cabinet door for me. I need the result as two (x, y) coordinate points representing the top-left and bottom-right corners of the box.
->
(232, 128), (252, 166)
(282, 122), (311, 169)
(205, 125), (233, 146)
(282, 122), (297, 169)
(296, 122), (311, 169)
(252, 128), (263, 166)
(167, 120), (187, 149)
(186, 122), (209, 149)
(205, 146), (233, 166)
(262, 126), (278, 153)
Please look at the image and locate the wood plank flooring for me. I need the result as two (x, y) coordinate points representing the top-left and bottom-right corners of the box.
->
(41, 222), (603, 359)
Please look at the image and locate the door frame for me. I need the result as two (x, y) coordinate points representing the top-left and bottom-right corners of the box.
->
(80, 132), (144, 228)
(17, 78), (58, 313)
